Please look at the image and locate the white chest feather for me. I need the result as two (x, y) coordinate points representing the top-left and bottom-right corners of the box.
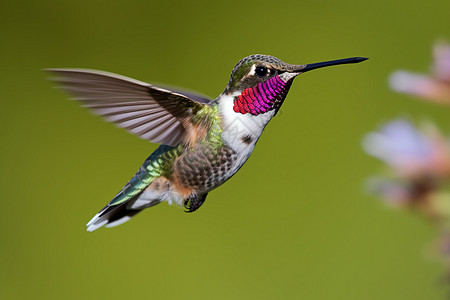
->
(217, 94), (275, 173)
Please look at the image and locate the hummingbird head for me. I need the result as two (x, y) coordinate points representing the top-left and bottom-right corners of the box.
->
(223, 54), (368, 115)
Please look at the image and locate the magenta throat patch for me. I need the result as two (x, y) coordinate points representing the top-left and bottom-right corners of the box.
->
(233, 75), (293, 115)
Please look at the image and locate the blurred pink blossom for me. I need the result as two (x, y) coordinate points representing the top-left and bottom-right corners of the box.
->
(363, 120), (450, 219)
(390, 42), (450, 104)
(363, 120), (450, 179)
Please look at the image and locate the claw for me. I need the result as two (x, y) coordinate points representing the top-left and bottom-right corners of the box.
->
(184, 193), (208, 213)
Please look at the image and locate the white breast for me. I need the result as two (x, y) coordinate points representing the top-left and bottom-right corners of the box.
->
(218, 94), (276, 174)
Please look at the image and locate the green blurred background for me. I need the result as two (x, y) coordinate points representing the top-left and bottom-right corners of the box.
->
(1, 0), (450, 299)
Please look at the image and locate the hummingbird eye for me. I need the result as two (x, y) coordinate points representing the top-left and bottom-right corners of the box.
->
(254, 66), (268, 77)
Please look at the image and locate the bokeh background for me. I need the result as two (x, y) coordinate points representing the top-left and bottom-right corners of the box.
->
(2, 0), (450, 299)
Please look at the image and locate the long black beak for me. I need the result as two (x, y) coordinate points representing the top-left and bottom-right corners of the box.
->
(298, 57), (368, 73)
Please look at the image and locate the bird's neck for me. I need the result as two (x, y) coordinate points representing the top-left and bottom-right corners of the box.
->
(215, 93), (275, 151)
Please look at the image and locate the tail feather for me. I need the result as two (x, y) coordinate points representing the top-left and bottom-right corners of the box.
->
(86, 194), (161, 232)
(86, 150), (169, 232)
(86, 203), (139, 232)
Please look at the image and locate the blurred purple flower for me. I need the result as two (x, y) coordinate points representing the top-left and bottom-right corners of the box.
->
(363, 120), (450, 216)
(390, 42), (450, 104)
(363, 120), (450, 179)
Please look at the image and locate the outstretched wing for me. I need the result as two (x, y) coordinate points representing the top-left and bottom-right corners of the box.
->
(46, 68), (212, 147)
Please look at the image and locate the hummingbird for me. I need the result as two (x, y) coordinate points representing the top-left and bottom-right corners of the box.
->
(47, 54), (367, 231)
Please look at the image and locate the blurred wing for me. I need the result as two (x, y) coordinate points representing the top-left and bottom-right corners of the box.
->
(46, 68), (210, 147)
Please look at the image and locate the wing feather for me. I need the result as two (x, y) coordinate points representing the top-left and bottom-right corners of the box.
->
(46, 68), (212, 147)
